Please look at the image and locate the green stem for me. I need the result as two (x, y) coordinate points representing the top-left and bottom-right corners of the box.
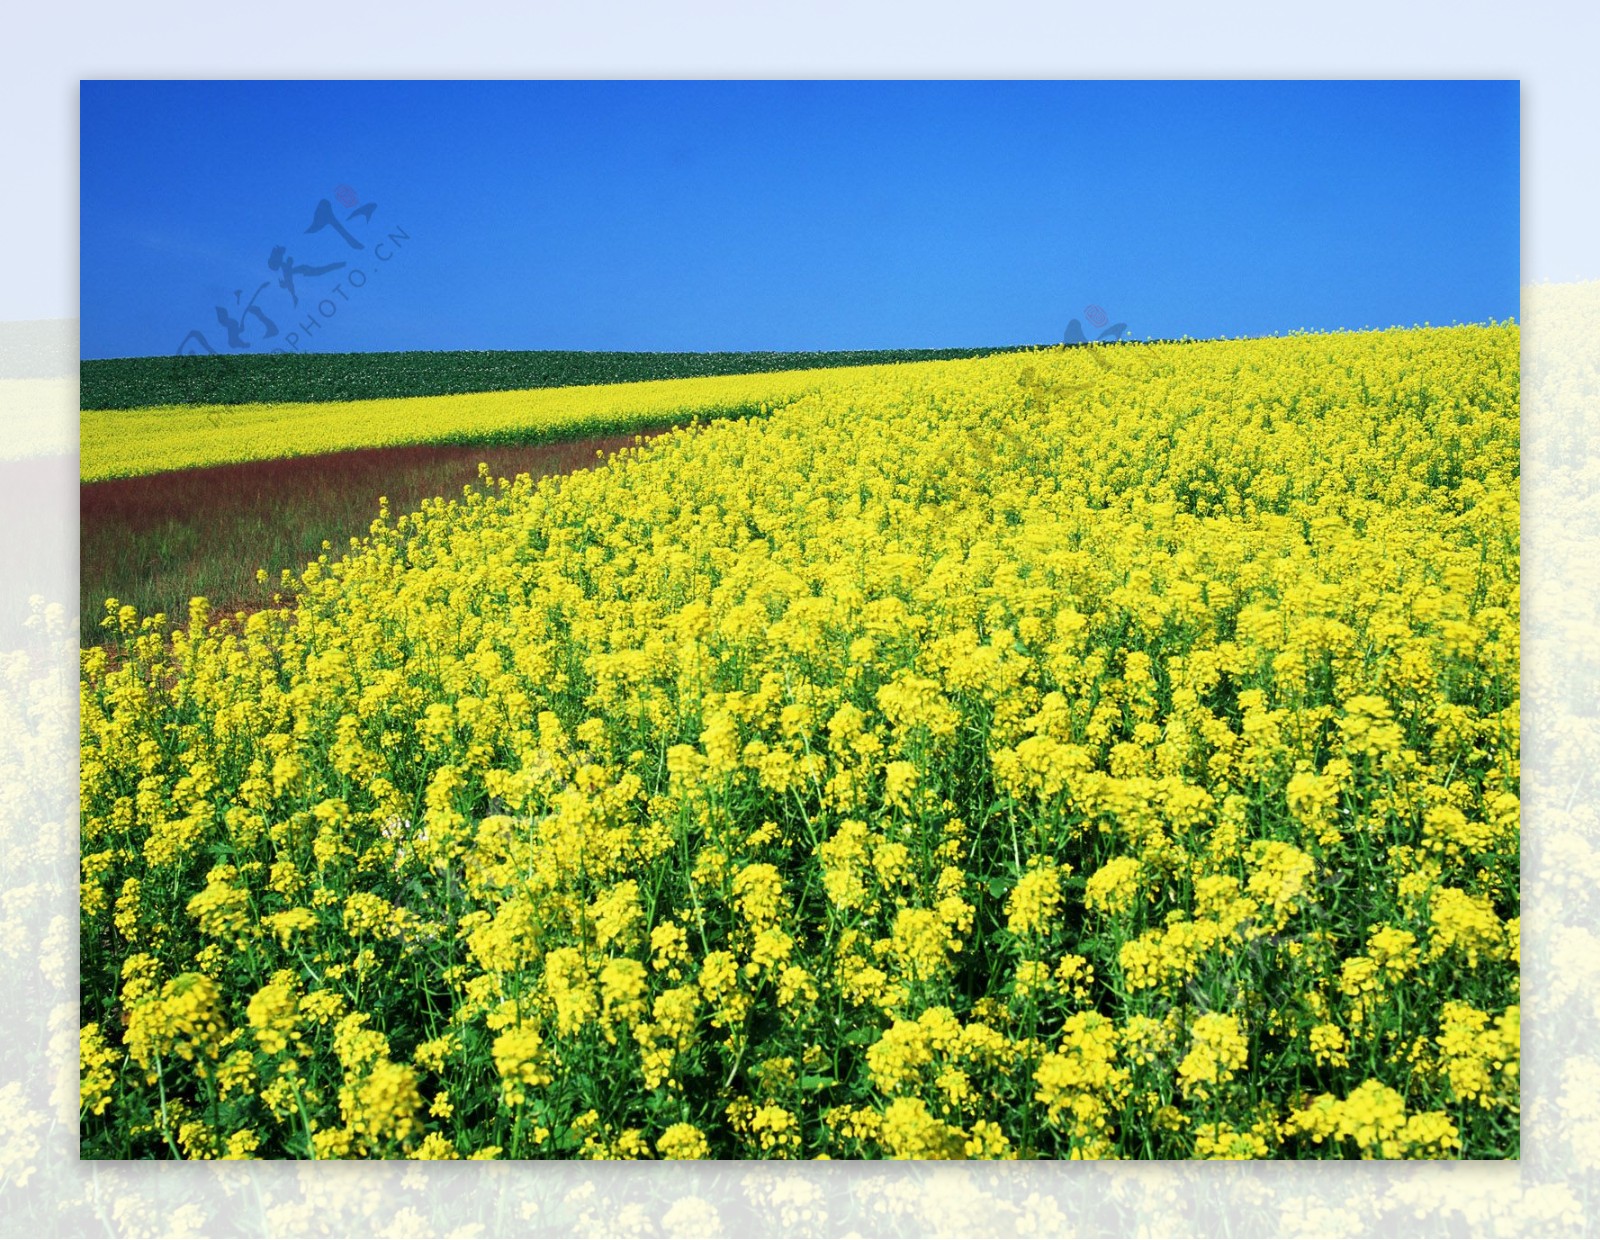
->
(153, 1053), (183, 1159)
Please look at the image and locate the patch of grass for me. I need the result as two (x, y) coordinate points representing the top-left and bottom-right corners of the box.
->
(81, 346), (1035, 411)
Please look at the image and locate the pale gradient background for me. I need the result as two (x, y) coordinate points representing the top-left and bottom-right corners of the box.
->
(3, 1), (1596, 1234)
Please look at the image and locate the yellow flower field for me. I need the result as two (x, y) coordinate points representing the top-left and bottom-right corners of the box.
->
(80, 364), (927, 482)
(79, 324), (1520, 1159)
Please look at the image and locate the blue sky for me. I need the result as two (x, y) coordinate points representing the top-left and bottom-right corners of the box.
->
(78, 80), (1518, 360)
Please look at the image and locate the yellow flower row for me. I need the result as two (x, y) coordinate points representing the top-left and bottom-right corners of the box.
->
(84, 361), (963, 481)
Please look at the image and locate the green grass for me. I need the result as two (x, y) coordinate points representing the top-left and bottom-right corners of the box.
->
(81, 346), (1036, 410)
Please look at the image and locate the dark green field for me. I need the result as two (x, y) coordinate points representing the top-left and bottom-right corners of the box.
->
(81, 345), (1033, 410)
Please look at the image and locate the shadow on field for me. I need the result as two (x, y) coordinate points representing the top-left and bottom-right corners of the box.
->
(81, 431), (662, 645)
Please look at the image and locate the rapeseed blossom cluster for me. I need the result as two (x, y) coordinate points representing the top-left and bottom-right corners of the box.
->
(80, 324), (1518, 1158)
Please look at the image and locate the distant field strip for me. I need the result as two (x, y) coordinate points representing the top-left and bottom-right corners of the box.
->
(80, 345), (1032, 411)
(81, 363), (922, 481)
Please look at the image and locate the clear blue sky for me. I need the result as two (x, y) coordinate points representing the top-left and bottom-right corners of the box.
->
(79, 80), (1518, 360)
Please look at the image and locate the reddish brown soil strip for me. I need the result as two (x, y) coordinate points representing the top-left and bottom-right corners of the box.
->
(81, 433), (661, 528)
(81, 432), (664, 646)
